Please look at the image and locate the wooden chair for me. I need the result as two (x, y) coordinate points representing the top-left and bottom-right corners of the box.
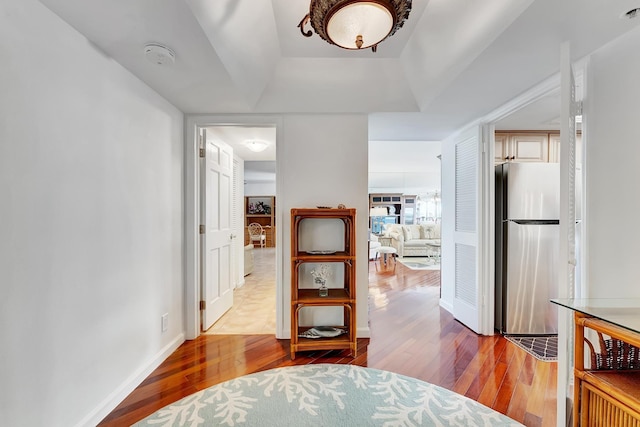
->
(248, 223), (266, 248)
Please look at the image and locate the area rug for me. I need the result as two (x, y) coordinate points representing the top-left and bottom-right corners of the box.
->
(505, 335), (558, 361)
(133, 364), (522, 426)
(397, 257), (440, 271)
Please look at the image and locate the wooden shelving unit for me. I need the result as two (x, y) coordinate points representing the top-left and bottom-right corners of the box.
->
(368, 193), (417, 232)
(290, 208), (356, 360)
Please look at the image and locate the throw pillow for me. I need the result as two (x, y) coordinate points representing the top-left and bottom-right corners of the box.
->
(432, 224), (441, 239)
(402, 226), (412, 241)
(420, 225), (434, 239)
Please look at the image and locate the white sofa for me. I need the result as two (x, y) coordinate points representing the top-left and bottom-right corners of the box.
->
(382, 223), (441, 257)
(369, 234), (381, 260)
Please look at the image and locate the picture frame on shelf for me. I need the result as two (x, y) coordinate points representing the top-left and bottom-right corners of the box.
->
(248, 199), (271, 214)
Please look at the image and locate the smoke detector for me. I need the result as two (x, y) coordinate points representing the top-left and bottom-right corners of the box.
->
(143, 43), (176, 66)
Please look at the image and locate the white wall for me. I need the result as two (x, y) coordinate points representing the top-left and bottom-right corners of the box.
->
(0, 1), (185, 426)
(245, 182), (276, 196)
(368, 140), (441, 196)
(279, 115), (370, 337)
(584, 26), (640, 298)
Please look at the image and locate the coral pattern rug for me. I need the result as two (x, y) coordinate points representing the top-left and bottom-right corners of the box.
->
(133, 364), (522, 426)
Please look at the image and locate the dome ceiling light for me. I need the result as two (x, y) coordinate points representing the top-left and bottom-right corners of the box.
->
(245, 140), (270, 153)
(298, 0), (412, 53)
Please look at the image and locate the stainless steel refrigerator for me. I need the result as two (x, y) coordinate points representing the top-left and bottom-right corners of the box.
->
(495, 162), (560, 335)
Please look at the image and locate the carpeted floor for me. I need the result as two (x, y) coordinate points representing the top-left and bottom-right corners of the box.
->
(505, 335), (558, 361)
(133, 364), (523, 426)
(397, 257), (440, 270)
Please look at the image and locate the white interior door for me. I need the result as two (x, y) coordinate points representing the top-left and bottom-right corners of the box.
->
(451, 126), (486, 334)
(200, 128), (234, 331)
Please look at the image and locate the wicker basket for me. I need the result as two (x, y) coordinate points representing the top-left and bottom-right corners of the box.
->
(585, 333), (640, 370)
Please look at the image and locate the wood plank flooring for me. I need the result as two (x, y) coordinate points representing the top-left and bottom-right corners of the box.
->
(99, 259), (557, 426)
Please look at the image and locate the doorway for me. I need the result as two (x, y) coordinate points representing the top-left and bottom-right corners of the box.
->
(184, 115), (284, 341)
(203, 126), (277, 335)
(367, 140), (442, 271)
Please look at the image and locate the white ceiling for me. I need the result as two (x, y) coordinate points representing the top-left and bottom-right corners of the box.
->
(37, 0), (639, 195)
(37, 0), (640, 141)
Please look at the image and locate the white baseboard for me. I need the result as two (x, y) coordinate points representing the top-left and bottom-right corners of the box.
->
(356, 326), (371, 338)
(439, 298), (453, 314)
(76, 333), (185, 427)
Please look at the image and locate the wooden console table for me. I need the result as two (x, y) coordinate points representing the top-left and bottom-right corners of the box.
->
(552, 299), (640, 427)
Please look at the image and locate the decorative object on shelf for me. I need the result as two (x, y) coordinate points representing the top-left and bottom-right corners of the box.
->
(338, 203), (345, 209)
(318, 282), (328, 297)
(297, 0), (412, 53)
(248, 200), (271, 214)
(311, 263), (331, 297)
(298, 326), (346, 339)
(316, 205), (332, 209)
(307, 250), (336, 255)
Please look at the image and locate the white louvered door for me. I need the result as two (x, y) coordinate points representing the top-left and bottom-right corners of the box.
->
(451, 127), (483, 333)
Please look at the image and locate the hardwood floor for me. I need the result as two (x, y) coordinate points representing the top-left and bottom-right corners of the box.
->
(99, 259), (557, 427)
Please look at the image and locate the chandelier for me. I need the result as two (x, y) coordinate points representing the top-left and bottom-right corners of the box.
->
(298, 0), (412, 52)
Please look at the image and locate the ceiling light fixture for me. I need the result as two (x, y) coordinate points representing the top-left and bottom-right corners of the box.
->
(245, 140), (270, 153)
(298, 0), (412, 53)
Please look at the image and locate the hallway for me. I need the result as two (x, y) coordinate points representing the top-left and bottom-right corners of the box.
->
(203, 247), (276, 335)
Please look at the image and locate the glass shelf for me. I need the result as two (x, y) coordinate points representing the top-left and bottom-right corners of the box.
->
(551, 298), (640, 335)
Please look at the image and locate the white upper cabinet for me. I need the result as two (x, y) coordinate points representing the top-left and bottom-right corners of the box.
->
(548, 133), (561, 163)
(496, 133), (549, 163)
